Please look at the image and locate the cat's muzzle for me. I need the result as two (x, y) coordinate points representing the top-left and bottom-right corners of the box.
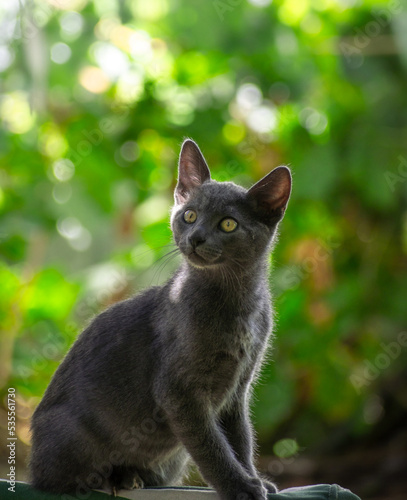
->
(186, 244), (222, 267)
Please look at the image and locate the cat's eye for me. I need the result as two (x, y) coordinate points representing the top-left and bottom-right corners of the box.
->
(220, 218), (238, 233)
(183, 210), (197, 224)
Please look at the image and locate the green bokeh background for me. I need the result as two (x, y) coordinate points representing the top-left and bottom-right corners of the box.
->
(0, 0), (406, 497)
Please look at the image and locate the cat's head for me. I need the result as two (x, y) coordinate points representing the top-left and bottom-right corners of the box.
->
(171, 139), (291, 271)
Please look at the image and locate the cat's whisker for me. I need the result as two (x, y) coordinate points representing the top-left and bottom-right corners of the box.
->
(217, 266), (236, 312)
(129, 246), (179, 285)
(220, 262), (240, 290)
(150, 248), (181, 285)
(229, 258), (247, 273)
(215, 271), (226, 313)
(132, 242), (177, 261)
(151, 248), (180, 271)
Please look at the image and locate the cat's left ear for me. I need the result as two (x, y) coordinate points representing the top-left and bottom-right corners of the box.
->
(175, 139), (211, 204)
(247, 166), (292, 221)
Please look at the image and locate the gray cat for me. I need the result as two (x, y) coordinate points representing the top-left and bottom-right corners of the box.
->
(29, 139), (292, 500)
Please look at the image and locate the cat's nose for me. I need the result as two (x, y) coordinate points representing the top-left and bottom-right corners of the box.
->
(188, 229), (206, 249)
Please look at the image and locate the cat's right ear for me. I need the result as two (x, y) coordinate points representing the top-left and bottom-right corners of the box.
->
(175, 139), (211, 204)
(247, 166), (292, 222)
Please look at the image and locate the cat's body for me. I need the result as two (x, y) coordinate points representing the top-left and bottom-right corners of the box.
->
(30, 140), (291, 500)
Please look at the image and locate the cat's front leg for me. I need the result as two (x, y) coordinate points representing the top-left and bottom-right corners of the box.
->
(219, 400), (257, 477)
(162, 393), (267, 500)
(219, 399), (278, 494)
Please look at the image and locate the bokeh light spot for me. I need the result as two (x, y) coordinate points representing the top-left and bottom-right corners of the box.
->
(223, 121), (246, 144)
(120, 141), (140, 162)
(51, 42), (72, 64)
(79, 66), (110, 94)
(273, 438), (299, 458)
(57, 217), (92, 251)
(52, 159), (75, 182)
(0, 92), (36, 134)
(59, 11), (84, 39)
(0, 45), (14, 72)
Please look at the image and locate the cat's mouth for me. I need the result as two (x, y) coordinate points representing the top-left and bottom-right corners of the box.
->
(186, 247), (223, 268)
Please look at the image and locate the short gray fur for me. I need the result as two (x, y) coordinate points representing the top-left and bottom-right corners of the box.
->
(29, 139), (292, 500)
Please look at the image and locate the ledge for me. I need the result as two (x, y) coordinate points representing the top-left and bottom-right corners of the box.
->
(0, 480), (361, 500)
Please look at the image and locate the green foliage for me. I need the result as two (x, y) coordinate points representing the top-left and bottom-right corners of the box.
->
(0, 0), (406, 461)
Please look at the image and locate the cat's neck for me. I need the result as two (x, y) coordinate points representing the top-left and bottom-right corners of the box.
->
(170, 256), (269, 305)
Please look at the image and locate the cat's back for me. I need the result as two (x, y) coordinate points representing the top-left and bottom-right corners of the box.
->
(34, 286), (164, 413)
(74, 285), (162, 360)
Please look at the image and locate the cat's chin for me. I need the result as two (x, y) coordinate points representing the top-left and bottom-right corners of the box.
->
(185, 252), (222, 269)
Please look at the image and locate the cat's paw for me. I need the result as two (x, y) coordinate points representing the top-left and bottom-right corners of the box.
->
(261, 478), (278, 494)
(110, 469), (144, 493)
(231, 476), (268, 500)
(130, 474), (144, 489)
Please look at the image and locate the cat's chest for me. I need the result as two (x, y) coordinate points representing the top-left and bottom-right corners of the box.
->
(189, 293), (270, 363)
(196, 312), (268, 408)
(214, 313), (262, 355)
(162, 278), (271, 407)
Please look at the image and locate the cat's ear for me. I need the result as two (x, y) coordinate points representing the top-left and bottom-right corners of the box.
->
(247, 166), (292, 221)
(175, 139), (211, 204)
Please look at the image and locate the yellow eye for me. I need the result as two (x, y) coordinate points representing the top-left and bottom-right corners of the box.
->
(183, 210), (197, 223)
(220, 218), (238, 233)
